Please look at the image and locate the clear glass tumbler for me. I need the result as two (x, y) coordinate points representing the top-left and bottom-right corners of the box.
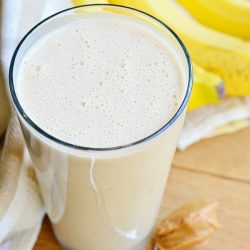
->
(9, 4), (192, 250)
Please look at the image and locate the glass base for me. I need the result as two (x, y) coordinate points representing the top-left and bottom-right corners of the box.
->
(54, 229), (150, 250)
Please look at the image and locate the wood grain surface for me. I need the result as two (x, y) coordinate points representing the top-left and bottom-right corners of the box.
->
(34, 127), (250, 250)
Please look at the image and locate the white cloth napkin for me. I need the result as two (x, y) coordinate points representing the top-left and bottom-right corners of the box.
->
(0, 116), (44, 250)
(0, 1), (250, 250)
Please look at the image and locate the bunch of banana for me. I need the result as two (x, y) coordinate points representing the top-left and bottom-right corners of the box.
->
(72, 0), (108, 5)
(177, 0), (250, 40)
(72, 0), (250, 110)
(109, 0), (250, 96)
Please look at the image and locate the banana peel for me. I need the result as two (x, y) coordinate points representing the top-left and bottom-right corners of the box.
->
(177, 0), (250, 40)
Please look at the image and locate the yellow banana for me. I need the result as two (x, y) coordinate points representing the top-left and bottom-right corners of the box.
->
(72, 0), (224, 110)
(110, 0), (250, 96)
(188, 64), (224, 110)
(177, 0), (250, 40)
(72, 0), (108, 6)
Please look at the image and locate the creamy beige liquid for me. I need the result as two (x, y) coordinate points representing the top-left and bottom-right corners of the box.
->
(16, 12), (186, 250)
(17, 13), (184, 148)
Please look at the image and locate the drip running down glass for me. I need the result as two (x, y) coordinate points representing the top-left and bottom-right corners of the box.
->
(9, 4), (192, 250)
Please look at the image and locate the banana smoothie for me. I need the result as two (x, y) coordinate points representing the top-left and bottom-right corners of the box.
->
(12, 7), (191, 250)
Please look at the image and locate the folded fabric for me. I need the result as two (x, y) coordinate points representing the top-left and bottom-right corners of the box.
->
(0, 55), (10, 137)
(178, 97), (250, 150)
(0, 116), (44, 250)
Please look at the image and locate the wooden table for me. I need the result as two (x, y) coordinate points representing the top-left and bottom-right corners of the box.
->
(34, 127), (250, 250)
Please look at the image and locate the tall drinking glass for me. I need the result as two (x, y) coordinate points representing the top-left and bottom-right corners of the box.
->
(9, 4), (192, 250)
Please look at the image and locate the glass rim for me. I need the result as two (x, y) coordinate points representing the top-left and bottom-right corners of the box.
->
(9, 3), (193, 152)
